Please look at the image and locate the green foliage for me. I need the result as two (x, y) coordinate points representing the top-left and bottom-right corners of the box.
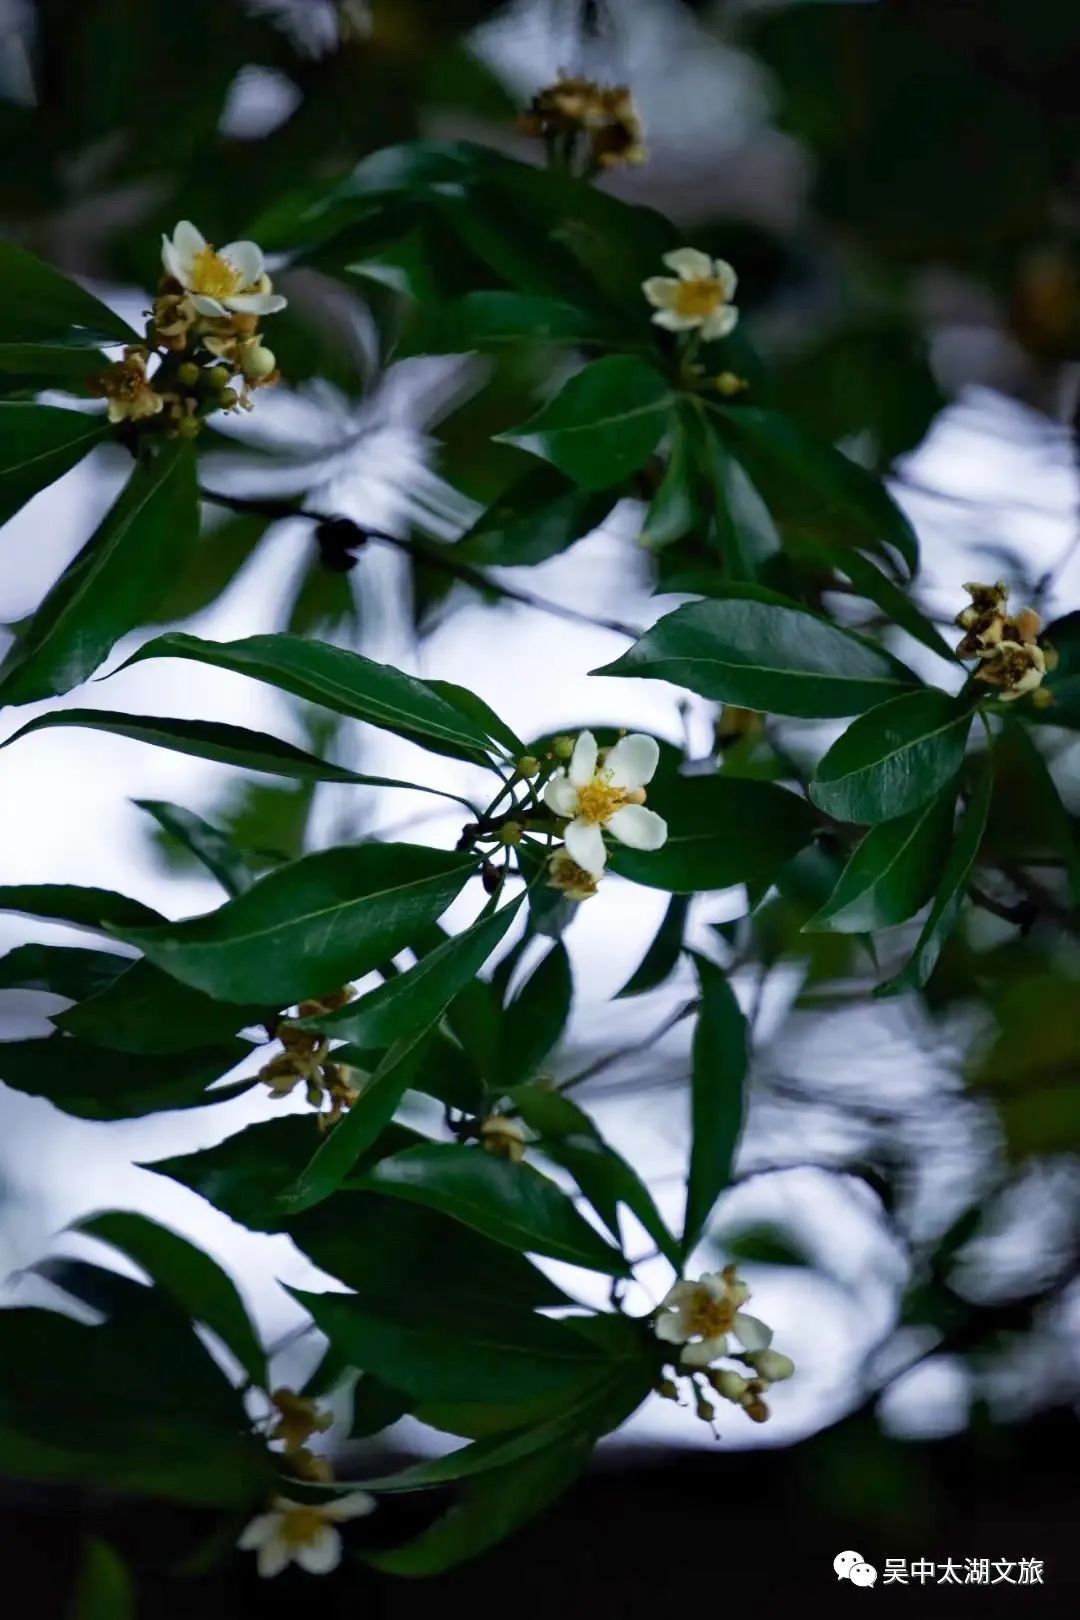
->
(499, 355), (671, 489)
(682, 956), (748, 1259)
(809, 690), (973, 824)
(0, 405), (108, 528)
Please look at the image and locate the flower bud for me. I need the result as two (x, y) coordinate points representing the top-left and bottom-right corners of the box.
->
(694, 1392), (715, 1423)
(241, 342), (277, 380)
(744, 1349), (795, 1384)
(177, 361), (201, 387)
(743, 1396), (770, 1423)
(218, 387), (239, 410)
(655, 1377), (680, 1402)
(709, 1369), (750, 1403)
(516, 755), (541, 778)
(498, 821), (523, 847)
(177, 415), (202, 439)
(204, 364), (231, 390)
(552, 735), (575, 761)
(480, 1116), (526, 1162)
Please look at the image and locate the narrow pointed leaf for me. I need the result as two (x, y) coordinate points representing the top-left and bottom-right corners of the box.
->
(498, 355), (671, 490)
(134, 800), (264, 896)
(0, 404), (108, 531)
(0, 1033), (252, 1119)
(0, 884), (163, 933)
(804, 790), (957, 933)
(455, 467), (615, 569)
(615, 894), (689, 997)
(498, 941), (572, 1088)
(809, 689), (972, 824)
(69, 1539), (135, 1620)
(54, 959), (267, 1054)
(682, 956), (747, 1259)
(0, 943), (130, 1000)
(0, 239), (136, 346)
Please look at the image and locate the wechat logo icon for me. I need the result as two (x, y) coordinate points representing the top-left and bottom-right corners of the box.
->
(835, 1551), (878, 1587)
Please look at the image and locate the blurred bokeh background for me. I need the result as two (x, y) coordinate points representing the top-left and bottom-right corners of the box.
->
(1, 0), (1078, 1609)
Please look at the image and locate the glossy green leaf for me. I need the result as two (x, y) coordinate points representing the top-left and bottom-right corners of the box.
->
(799, 539), (956, 663)
(706, 401), (919, 576)
(68, 1539), (135, 1620)
(498, 941), (572, 1088)
(73, 1210), (266, 1385)
(0, 239), (136, 347)
(498, 356), (671, 491)
(809, 689), (972, 824)
(877, 755), (994, 996)
(144, 1117), (339, 1234)
(984, 721), (1080, 905)
(357, 1141), (630, 1275)
(113, 842), (476, 1004)
(400, 291), (616, 357)
(456, 467), (615, 568)
(699, 416), (782, 580)
(804, 790), (957, 932)
(0, 404), (108, 532)
(303, 898), (522, 1050)
(0, 1033), (252, 1119)
(422, 678), (523, 759)
(609, 774), (817, 893)
(0, 943), (130, 1000)
(113, 631), (500, 764)
(615, 894), (689, 997)
(682, 956), (747, 1258)
(641, 411), (704, 549)
(0, 442), (198, 705)
(134, 800), (264, 896)
(596, 587), (918, 717)
(0, 708), (419, 789)
(0, 883), (163, 934)
(54, 958), (267, 1054)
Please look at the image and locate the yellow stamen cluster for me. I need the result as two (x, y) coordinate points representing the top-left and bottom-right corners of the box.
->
(258, 987), (360, 1129)
(547, 848), (599, 902)
(954, 581), (1051, 702)
(519, 74), (647, 171)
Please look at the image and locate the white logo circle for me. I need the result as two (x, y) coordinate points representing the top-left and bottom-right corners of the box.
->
(834, 1551), (864, 1580)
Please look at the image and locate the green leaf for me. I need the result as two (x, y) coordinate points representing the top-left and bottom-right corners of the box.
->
(0, 1033), (252, 1120)
(0, 943), (130, 1000)
(682, 956), (747, 1258)
(303, 898), (522, 1050)
(512, 1085), (679, 1268)
(0, 883), (163, 934)
(809, 689), (972, 824)
(641, 411), (704, 549)
(67, 1539), (135, 1620)
(288, 1190), (570, 1312)
(804, 790), (957, 932)
(0, 708), (417, 788)
(144, 1117), (339, 1233)
(877, 755), (994, 996)
(498, 941), (572, 1088)
(355, 1141), (630, 1276)
(366, 1438), (591, 1576)
(53, 958), (267, 1054)
(112, 631), (501, 764)
(699, 416), (782, 580)
(0, 404), (109, 531)
(0, 239), (136, 347)
(984, 721), (1080, 905)
(595, 587), (918, 717)
(797, 539), (956, 663)
(400, 291), (617, 357)
(134, 800), (263, 896)
(293, 1284), (610, 1406)
(73, 1210), (266, 1386)
(0, 441), (199, 706)
(348, 1376), (412, 1437)
(422, 678), (524, 758)
(455, 467), (615, 568)
(609, 774), (817, 893)
(279, 1025), (439, 1214)
(615, 894), (689, 997)
(498, 356), (671, 491)
(113, 842), (476, 1004)
(706, 401), (919, 576)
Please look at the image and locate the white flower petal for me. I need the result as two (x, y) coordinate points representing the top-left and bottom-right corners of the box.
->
(238, 1512), (281, 1550)
(654, 1311), (688, 1344)
(651, 308), (700, 332)
(224, 291), (288, 315)
(161, 234), (187, 284)
(256, 1536), (292, 1578)
(681, 1335), (727, 1368)
(604, 733), (659, 790)
(568, 730), (598, 787)
(663, 247), (714, 281)
(171, 220), (207, 262)
(544, 776), (581, 818)
(564, 818), (607, 876)
(642, 276), (679, 309)
(606, 804), (667, 853)
(734, 1311), (773, 1351)
(714, 260), (738, 300)
(295, 1525), (342, 1575)
(219, 239), (264, 287)
(701, 305), (739, 342)
(191, 294), (228, 317)
(660, 1280), (698, 1309)
(325, 1490), (377, 1522)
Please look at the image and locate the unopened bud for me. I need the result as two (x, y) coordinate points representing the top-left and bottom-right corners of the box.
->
(481, 863), (504, 896)
(204, 364), (231, 390)
(743, 1396), (770, 1423)
(715, 370), (747, 397)
(709, 1369), (750, 1403)
(552, 735), (576, 761)
(177, 361), (201, 387)
(516, 755), (541, 778)
(655, 1377), (680, 1402)
(217, 387), (239, 410)
(498, 821), (523, 847)
(744, 1349), (795, 1384)
(694, 1392), (715, 1423)
(241, 342), (277, 380)
(1031, 684), (1055, 708)
(177, 414), (202, 439)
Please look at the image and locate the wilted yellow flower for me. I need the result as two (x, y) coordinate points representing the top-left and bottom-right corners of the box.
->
(91, 347), (164, 424)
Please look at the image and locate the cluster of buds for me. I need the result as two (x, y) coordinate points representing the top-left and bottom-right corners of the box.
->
(265, 1387), (334, 1484)
(652, 1265), (795, 1431)
(954, 581), (1054, 703)
(92, 220), (286, 442)
(259, 988), (360, 1130)
(518, 74), (647, 172)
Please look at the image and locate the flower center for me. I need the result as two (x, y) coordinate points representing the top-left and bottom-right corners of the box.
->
(190, 244), (244, 299)
(280, 1507), (326, 1549)
(674, 277), (725, 318)
(576, 777), (645, 826)
(687, 1288), (736, 1339)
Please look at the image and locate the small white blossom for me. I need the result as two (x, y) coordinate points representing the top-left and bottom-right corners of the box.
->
(544, 731), (667, 878)
(161, 220), (287, 319)
(654, 1267), (773, 1369)
(643, 248), (739, 340)
(238, 1492), (375, 1578)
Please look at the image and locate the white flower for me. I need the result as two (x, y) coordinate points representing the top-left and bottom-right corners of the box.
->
(544, 731), (667, 878)
(238, 1492), (375, 1578)
(654, 1268), (773, 1369)
(161, 220), (287, 319)
(643, 248), (739, 340)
